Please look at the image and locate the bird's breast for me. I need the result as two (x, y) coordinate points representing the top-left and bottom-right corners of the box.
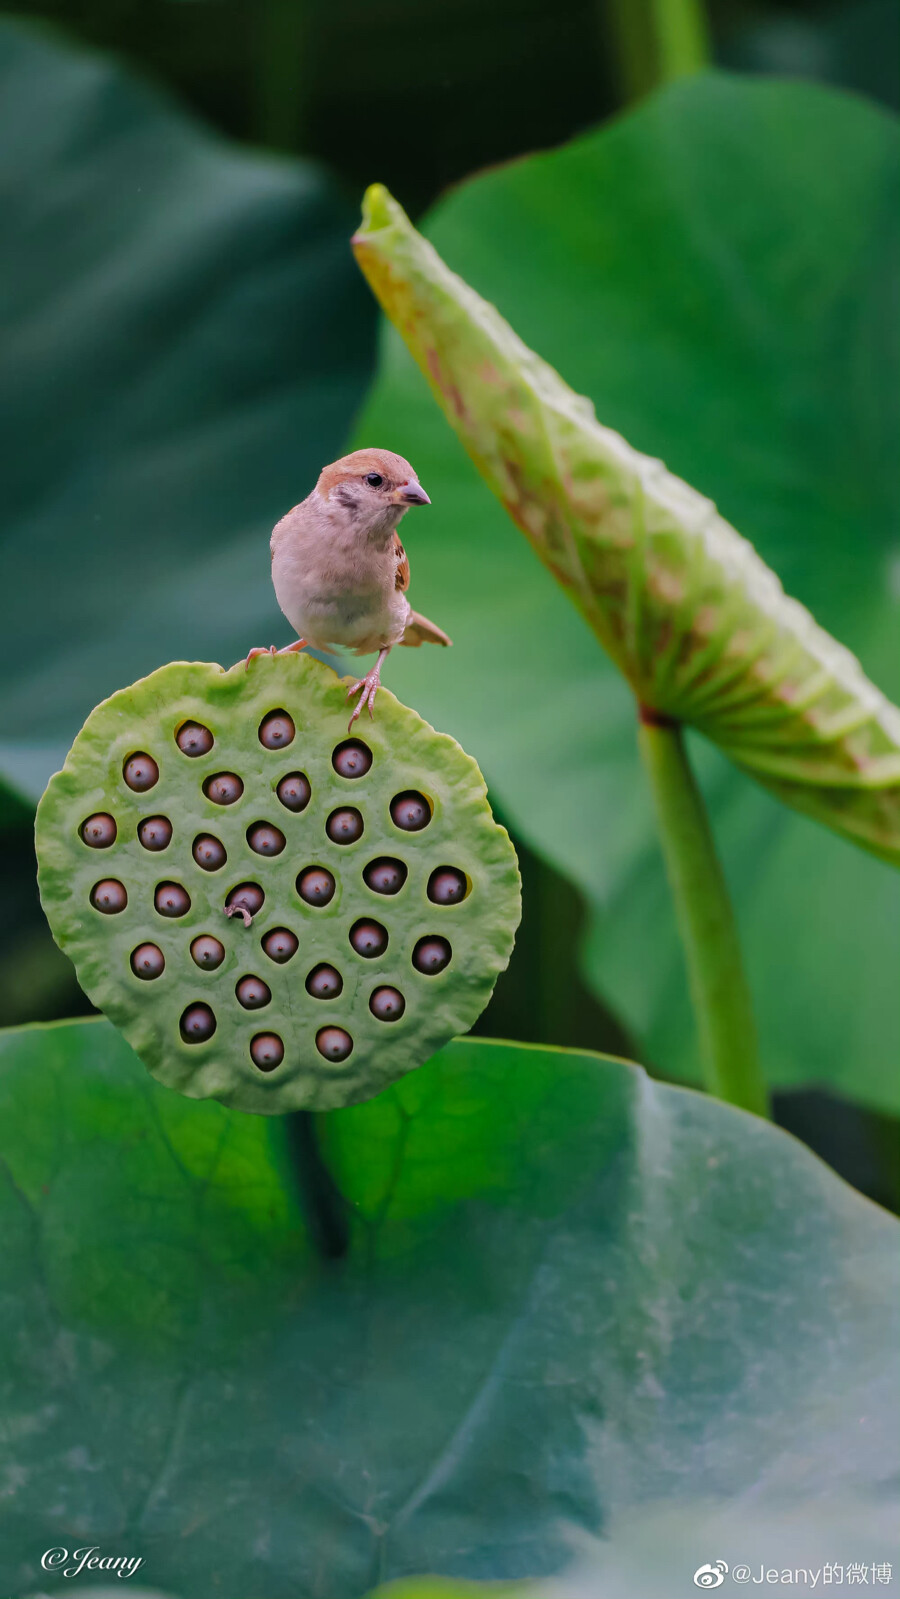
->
(272, 534), (408, 652)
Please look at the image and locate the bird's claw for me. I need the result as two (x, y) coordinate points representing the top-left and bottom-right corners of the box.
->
(244, 645), (277, 670)
(346, 672), (381, 732)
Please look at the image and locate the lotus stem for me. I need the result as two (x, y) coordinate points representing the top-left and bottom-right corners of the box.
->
(637, 711), (769, 1118)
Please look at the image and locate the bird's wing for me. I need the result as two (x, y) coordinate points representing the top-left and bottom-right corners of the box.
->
(400, 610), (452, 648)
(392, 531), (410, 592)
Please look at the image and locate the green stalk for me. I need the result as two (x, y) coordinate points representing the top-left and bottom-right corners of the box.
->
(637, 714), (769, 1118)
(603, 0), (710, 100)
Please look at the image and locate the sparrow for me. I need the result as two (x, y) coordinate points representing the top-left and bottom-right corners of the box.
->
(245, 448), (451, 729)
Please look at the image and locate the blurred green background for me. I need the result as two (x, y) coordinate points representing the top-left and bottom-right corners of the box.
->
(1, 0), (897, 1204)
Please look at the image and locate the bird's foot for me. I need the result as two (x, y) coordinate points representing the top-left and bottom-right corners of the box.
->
(346, 665), (383, 731)
(244, 645), (277, 669)
(241, 639), (307, 670)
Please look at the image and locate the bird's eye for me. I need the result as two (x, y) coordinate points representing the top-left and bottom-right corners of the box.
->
(365, 472), (384, 488)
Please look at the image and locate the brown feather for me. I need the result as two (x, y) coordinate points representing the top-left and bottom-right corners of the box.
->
(400, 610), (452, 648)
(392, 531), (410, 592)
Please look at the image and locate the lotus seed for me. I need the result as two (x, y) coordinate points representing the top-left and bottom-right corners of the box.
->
(297, 867), (335, 906)
(155, 882), (191, 918)
(225, 882), (265, 924)
(412, 936), (452, 974)
(390, 790), (431, 831)
(276, 772), (311, 812)
(191, 935), (225, 969)
(247, 822), (286, 856)
(204, 772), (244, 805)
(138, 816), (173, 852)
(91, 879), (127, 914)
(363, 857), (408, 895)
(193, 833), (227, 871)
(316, 1026), (353, 1062)
(131, 943), (165, 980)
(259, 710), (295, 750)
(349, 919), (388, 958)
(180, 1002), (216, 1043)
(261, 927), (299, 963)
(176, 721), (214, 757)
(81, 813), (117, 849)
(123, 752), (159, 792)
(332, 739), (373, 779)
(326, 807), (364, 845)
(251, 1032), (284, 1071)
(236, 975), (272, 1010)
(427, 867), (468, 905)
(306, 963), (343, 999)
(370, 986), (405, 1021)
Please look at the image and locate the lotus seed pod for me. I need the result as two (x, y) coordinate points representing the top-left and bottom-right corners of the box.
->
(36, 654), (521, 1112)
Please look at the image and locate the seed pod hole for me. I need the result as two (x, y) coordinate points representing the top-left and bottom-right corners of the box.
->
(296, 867), (336, 907)
(204, 772), (244, 806)
(131, 943), (165, 980)
(427, 866), (469, 905)
(261, 927), (299, 964)
(176, 721), (214, 757)
(193, 833), (227, 872)
(276, 771), (310, 813)
(247, 821), (286, 857)
(123, 752), (159, 793)
(259, 710), (295, 750)
(363, 857), (408, 896)
(349, 919), (388, 959)
(412, 935), (452, 975)
(236, 975), (272, 1010)
(155, 882), (191, 919)
(250, 1032), (284, 1072)
(180, 1002), (216, 1043)
(306, 963), (343, 1000)
(370, 986), (405, 1022)
(316, 1026), (353, 1063)
(332, 739), (373, 779)
(390, 790), (431, 832)
(90, 879), (127, 914)
(138, 816), (173, 852)
(191, 935), (225, 970)
(225, 882), (265, 924)
(326, 807), (364, 845)
(81, 813), (116, 849)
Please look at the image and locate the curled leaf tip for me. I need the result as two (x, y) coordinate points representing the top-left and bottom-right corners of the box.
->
(356, 183), (402, 243)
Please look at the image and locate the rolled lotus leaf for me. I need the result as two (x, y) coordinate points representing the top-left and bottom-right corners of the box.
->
(35, 655), (520, 1113)
(352, 185), (900, 867)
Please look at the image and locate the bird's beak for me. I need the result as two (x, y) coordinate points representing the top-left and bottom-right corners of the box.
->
(393, 479), (431, 506)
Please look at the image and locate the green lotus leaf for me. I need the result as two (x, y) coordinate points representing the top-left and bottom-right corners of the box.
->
(35, 654), (520, 1112)
(351, 183), (900, 867)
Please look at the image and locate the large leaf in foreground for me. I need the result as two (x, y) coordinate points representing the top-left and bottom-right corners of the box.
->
(0, 19), (375, 803)
(349, 74), (900, 1110)
(1, 1019), (897, 1595)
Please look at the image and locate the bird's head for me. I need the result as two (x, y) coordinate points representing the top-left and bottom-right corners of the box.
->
(316, 448), (430, 539)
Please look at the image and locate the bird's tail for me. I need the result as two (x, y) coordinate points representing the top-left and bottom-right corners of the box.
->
(400, 610), (452, 648)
